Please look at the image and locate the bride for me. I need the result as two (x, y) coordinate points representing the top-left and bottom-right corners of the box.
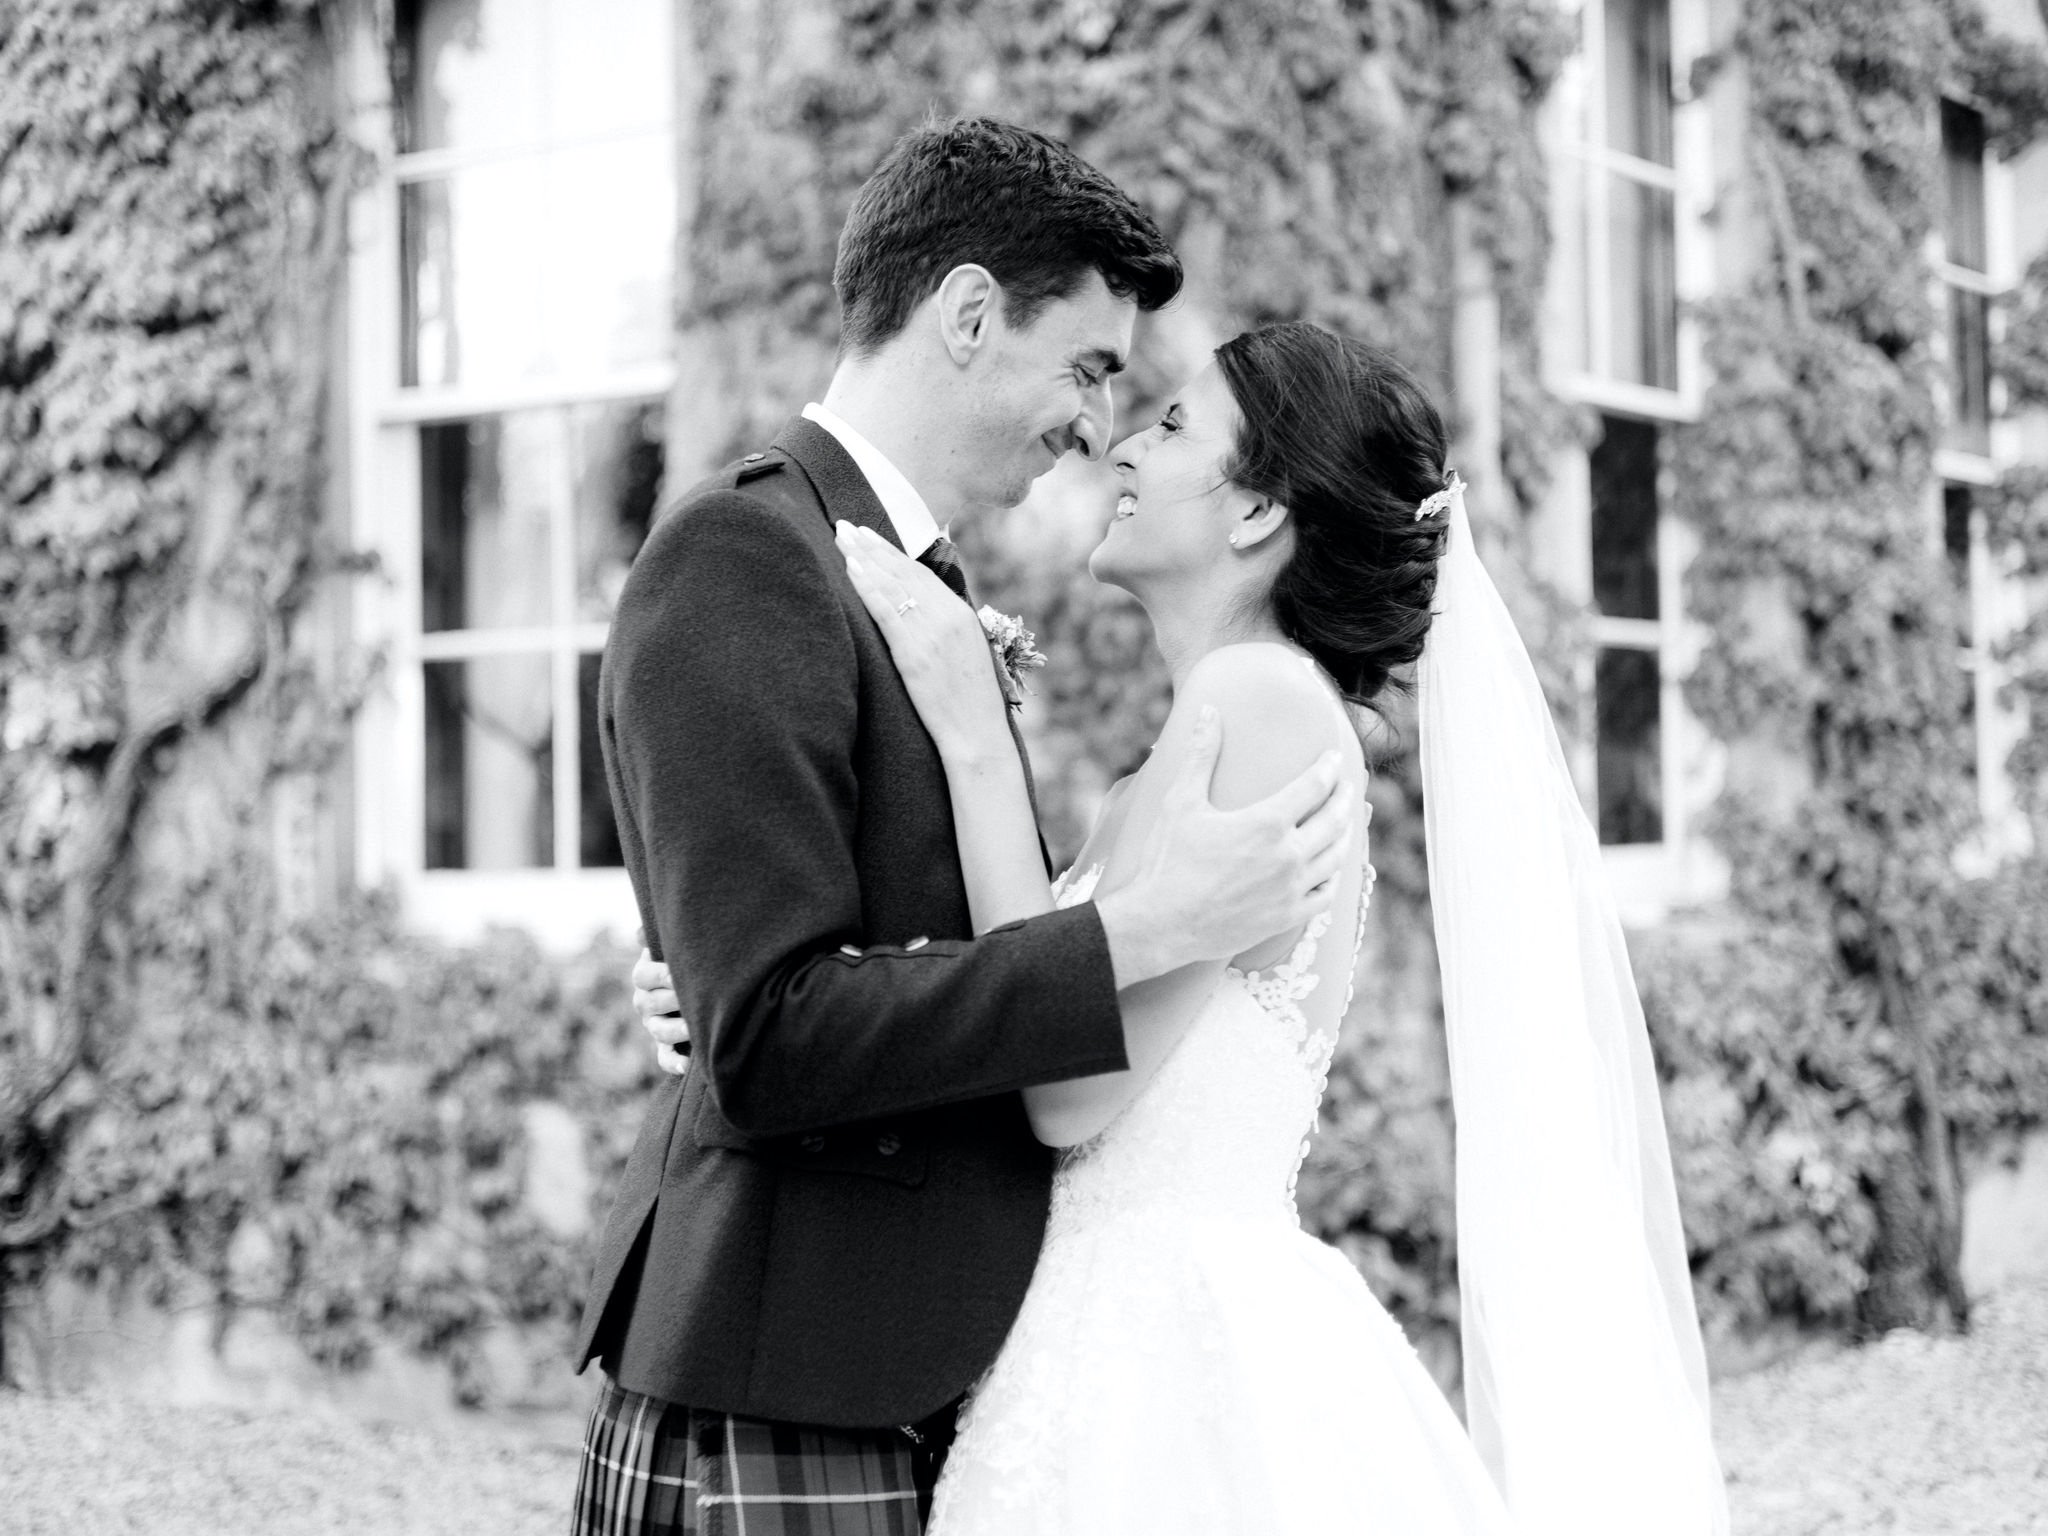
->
(635, 320), (1728, 1535)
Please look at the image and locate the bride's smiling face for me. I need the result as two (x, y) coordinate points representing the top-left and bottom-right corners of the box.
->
(1089, 362), (1261, 592)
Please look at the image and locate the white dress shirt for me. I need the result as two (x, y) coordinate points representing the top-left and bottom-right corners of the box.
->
(801, 401), (944, 561)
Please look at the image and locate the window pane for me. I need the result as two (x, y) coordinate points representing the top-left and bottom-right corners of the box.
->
(572, 400), (663, 623)
(395, 0), (670, 155)
(1944, 485), (1979, 787)
(400, 138), (674, 391)
(1596, 646), (1662, 845)
(1944, 483), (1973, 587)
(578, 652), (624, 867)
(424, 655), (554, 869)
(1604, 0), (1673, 166)
(1942, 99), (1988, 274)
(1945, 482), (1977, 654)
(420, 413), (559, 633)
(1946, 285), (1992, 456)
(1605, 174), (1679, 390)
(1591, 415), (1660, 621)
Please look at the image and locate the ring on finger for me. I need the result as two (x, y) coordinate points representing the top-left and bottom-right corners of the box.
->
(896, 597), (918, 615)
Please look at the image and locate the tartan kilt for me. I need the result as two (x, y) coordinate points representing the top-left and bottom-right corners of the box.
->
(572, 1376), (947, 1536)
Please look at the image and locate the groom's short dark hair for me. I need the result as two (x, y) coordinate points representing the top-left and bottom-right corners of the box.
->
(833, 117), (1182, 355)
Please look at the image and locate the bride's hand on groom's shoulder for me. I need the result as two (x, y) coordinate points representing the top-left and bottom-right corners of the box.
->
(631, 947), (690, 1077)
(835, 522), (1013, 763)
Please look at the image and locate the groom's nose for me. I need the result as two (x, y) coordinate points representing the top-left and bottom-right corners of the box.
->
(1069, 380), (1114, 462)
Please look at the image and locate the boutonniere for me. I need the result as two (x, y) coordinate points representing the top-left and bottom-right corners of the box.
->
(977, 605), (1047, 708)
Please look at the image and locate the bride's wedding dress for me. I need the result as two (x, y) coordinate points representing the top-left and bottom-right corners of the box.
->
(928, 861), (1515, 1536)
(930, 485), (1726, 1535)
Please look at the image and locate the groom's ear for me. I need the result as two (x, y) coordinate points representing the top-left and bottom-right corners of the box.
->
(935, 264), (999, 365)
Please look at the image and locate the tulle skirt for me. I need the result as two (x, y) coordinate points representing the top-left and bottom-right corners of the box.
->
(927, 1203), (1517, 1536)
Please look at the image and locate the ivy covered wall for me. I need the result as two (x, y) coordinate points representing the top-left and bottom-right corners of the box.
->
(6, 0), (2048, 1402)
(1646, 0), (2048, 1335)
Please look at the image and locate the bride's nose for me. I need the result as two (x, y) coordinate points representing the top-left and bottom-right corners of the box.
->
(1109, 431), (1147, 477)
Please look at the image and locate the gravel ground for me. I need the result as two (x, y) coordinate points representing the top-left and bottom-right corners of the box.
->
(1715, 1278), (2048, 1535)
(3, 1280), (2045, 1534)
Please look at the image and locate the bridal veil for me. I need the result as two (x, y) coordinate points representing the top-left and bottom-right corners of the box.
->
(1417, 476), (1730, 1535)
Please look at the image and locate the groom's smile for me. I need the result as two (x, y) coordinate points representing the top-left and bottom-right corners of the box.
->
(960, 269), (1136, 513)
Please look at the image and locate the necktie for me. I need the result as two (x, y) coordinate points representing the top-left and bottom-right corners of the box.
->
(918, 536), (971, 605)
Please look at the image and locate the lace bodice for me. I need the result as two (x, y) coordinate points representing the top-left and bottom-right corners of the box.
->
(1046, 864), (1368, 1233)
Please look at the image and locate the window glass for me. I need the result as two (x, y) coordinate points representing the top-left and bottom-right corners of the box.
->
(578, 653), (625, 868)
(420, 414), (558, 633)
(1943, 483), (1974, 595)
(1596, 646), (1663, 845)
(1604, 0), (1673, 167)
(573, 400), (663, 623)
(1943, 483), (1979, 786)
(1591, 415), (1660, 621)
(1604, 175), (1679, 391)
(424, 655), (555, 869)
(1942, 99), (1988, 274)
(419, 406), (658, 633)
(395, 0), (669, 155)
(1947, 285), (1992, 456)
(416, 404), (660, 866)
(400, 140), (674, 390)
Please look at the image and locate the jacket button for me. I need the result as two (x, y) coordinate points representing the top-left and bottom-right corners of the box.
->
(800, 1134), (826, 1153)
(876, 1134), (902, 1156)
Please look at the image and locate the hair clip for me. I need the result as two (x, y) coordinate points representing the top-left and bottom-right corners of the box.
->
(1415, 469), (1465, 522)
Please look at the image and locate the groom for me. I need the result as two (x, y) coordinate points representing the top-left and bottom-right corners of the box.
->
(574, 118), (1351, 1535)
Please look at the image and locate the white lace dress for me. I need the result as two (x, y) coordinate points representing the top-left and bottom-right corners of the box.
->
(926, 862), (1517, 1536)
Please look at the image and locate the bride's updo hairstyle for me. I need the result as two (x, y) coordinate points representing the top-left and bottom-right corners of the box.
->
(1214, 321), (1450, 707)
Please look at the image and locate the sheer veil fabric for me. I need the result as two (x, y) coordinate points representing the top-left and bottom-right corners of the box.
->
(1418, 478), (1730, 1535)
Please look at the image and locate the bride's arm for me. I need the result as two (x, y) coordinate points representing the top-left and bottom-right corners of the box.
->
(1019, 645), (1362, 1146)
(837, 523), (1056, 935)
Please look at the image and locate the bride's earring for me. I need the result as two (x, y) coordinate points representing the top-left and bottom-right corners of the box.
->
(1227, 532), (1240, 547)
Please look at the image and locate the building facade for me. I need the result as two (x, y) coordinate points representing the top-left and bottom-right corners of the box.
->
(331, 0), (2047, 950)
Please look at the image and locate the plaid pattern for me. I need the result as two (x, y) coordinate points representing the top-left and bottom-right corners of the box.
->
(572, 1376), (933, 1536)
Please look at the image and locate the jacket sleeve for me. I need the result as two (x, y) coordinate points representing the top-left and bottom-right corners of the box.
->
(606, 490), (1129, 1139)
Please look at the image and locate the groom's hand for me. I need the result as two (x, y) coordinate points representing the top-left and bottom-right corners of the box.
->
(631, 947), (691, 1076)
(1095, 705), (1353, 989)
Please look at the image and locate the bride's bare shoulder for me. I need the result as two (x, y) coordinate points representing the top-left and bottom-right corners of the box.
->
(1170, 642), (1357, 810)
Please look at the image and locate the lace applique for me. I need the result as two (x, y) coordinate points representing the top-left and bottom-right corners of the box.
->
(1052, 862), (1104, 909)
(1226, 912), (1332, 1027)
(1227, 913), (1337, 1206)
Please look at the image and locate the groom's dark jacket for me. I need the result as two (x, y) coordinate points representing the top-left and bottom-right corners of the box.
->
(575, 415), (1129, 1428)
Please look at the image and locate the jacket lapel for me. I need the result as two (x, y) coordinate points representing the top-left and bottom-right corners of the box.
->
(773, 415), (901, 551)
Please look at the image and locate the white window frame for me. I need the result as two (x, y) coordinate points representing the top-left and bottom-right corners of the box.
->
(1542, 0), (1726, 922)
(340, 1), (670, 949)
(1547, 0), (1712, 423)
